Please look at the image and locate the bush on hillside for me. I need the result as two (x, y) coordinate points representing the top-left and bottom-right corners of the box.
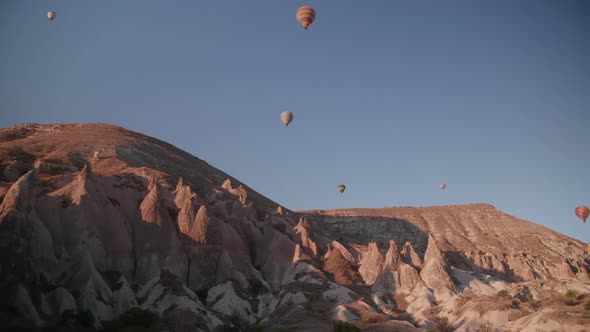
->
(214, 323), (264, 332)
(102, 307), (160, 331)
(477, 322), (494, 332)
(561, 290), (581, 306)
(59, 310), (77, 328)
(496, 290), (510, 298)
(118, 307), (159, 328)
(59, 309), (95, 329)
(427, 317), (454, 332)
(76, 310), (95, 328)
(214, 325), (238, 332)
(333, 321), (361, 332)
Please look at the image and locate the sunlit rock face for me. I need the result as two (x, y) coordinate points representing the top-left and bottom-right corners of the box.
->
(0, 123), (588, 332)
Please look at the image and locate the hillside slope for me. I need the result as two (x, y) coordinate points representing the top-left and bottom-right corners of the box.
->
(0, 123), (280, 213)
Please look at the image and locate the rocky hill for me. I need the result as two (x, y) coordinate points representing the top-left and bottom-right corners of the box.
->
(1, 123), (589, 332)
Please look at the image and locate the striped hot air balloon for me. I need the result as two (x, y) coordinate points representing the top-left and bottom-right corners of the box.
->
(296, 6), (316, 30)
(575, 206), (589, 223)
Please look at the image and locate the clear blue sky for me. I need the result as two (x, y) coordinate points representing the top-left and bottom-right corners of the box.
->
(1, 1), (589, 242)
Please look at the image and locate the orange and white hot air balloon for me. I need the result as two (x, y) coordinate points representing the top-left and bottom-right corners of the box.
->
(575, 206), (589, 223)
(296, 6), (316, 30)
(440, 183), (446, 190)
(47, 11), (56, 20)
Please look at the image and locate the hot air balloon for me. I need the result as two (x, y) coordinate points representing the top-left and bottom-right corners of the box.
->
(296, 6), (316, 30)
(47, 11), (56, 20)
(575, 206), (589, 223)
(440, 183), (446, 190)
(337, 184), (346, 194)
(280, 112), (293, 127)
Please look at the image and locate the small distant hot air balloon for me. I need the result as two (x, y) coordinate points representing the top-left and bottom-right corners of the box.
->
(280, 112), (294, 127)
(337, 184), (346, 194)
(47, 11), (56, 20)
(296, 6), (316, 30)
(575, 206), (589, 223)
(440, 183), (446, 190)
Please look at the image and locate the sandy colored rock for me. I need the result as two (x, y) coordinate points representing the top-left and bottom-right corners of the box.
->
(420, 234), (456, 301)
(359, 242), (385, 286)
(401, 241), (423, 269)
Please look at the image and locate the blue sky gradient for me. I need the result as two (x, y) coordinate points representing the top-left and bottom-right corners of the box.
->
(1, 1), (589, 242)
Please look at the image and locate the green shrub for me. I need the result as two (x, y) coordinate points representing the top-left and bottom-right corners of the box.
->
(59, 310), (77, 328)
(117, 307), (160, 328)
(102, 307), (160, 332)
(215, 325), (239, 332)
(333, 321), (361, 332)
(75, 309), (95, 328)
(564, 299), (577, 306)
(526, 293), (534, 301)
(429, 317), (455, 332)
(496, 290), (510, 298)
(561, 290), (581, 306)
(562, 297), (578, 306)
(214, 323), (264, 332)
(58, 309), (95, 329)
(584, 301), (590, 311)
(477, 322), (494, 332)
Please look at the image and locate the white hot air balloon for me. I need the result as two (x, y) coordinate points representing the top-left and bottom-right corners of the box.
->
(281, 111), (293, 127)
(47, 11), (56, 20)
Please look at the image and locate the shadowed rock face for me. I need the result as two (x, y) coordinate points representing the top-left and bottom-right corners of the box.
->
(305, 207), (589, 283)
(1, 123), (589, 332)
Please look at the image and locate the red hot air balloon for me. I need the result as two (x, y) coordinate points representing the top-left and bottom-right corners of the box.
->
(440, 183), (446, 190)
(575, 206), (589, 223)
(296, 6), (316, 30)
